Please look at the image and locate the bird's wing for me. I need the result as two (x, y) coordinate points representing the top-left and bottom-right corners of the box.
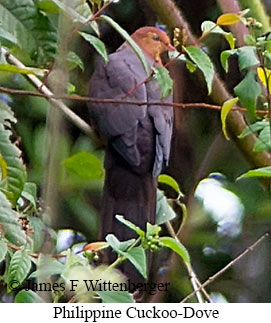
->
(88, 45), (173, 173)
(88, 45), (149, 166)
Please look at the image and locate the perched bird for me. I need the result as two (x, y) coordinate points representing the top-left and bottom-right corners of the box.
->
(88, 27), (174, 280)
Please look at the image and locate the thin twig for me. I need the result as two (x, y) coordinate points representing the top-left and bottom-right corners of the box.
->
(181, 232), (269, 303)
(166, 221), (210, 303)
(0, 85), (268, 115)
(1, 48), (93, 137)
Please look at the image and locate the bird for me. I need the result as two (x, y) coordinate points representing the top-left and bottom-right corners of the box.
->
(88, 26), (174, 283)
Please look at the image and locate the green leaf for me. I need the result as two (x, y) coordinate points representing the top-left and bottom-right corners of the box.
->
(160, 236), (190, 264)
(79, 32), (108, 63)
(15, 290), (44, 303)
(105, 234), (122, 252)
(183, 46), (214, 94)
(254, 126), (271, 152)
(237, 166), (271, 180)
(220, 49), (237, 73)
(64, 152), (104, 180)
(0, 26), (19, 47)
(21, 182), (37, 210)
(0, 239), (8, 263)
(0, 101), (27, 204)
(201, 21), (235, 49)
(234, 71), (261, 116)
(221, 97), (239, 140)
(28, 217), (46, 253)
(115, 215), (145, 238)
(0, 0), (57, 65)
(66, 51), (84, 71)
(238, 121), (269, 138)
(158, 174), (183, 198)
(237, 46), (259, 71)
(0, 191), (26, 245)
(124, 246), (147, 279)
(152, 66), (173, 98)
(146, 223), (161, 237)
(0, 64), (46, 76)
(156, 189), (176, 225)
(100, 15), (149, 74)
(30, 254), (64, 279)
(98, 290), (135, 303)
(38, 0), (59, 14)
(7, 250), (32, 292)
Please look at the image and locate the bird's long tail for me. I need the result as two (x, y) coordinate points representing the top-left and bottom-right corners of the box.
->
(100, 145), (157, 286)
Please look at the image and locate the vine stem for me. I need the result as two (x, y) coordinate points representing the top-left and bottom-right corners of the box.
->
(181, 232), (269, 303)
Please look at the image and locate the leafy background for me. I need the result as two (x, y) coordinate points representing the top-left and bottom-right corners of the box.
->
(0, 0), (271, 303)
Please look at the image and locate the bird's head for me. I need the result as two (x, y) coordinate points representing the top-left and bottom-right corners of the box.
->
(131, 27), (175, 65)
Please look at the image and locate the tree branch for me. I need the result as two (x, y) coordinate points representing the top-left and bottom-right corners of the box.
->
(147, 0), (271, 174)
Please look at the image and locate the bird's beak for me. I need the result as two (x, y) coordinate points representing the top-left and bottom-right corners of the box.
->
(167, 43), (175, 52)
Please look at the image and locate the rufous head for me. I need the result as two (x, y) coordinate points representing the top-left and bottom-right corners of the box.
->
(131, 27), (175, 65)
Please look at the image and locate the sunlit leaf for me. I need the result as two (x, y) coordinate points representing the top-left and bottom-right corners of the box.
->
(221, 97), (239, 140)
(237, 166), (271, 180)
(160, 237), (190, 264)
(257, 67), (271, 92)
(217, 13), (241, 26)
(158, 174), (183, 197)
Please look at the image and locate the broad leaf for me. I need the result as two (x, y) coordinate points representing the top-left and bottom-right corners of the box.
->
(160, 236), (190, 264)
(116, 215), (145, 238)
(158, 174), (183, 198)
(184, 46), (214, 94)
(156, 189), (176, 225)
(216, 13), (241, 26)
(15, 290), (44, 303)
(124, 246), (147, 279)
(66, 51), (84, 71)
(79, 32), (108, 63)
(257, 67), (271, 92)
(152, 66), (173, 98)
(201, 21), (235, 49)
(21, 182), (37, 210)
(221, 49), (237, 73)
(30, 254), (64, 278)
(64, 152), (104, 180)
(221, 97), (239, 140)
(237, 167), (271, 180)
(0, 191), (26, 245)
(0, 0), (57, 65)
(7, 250), (32, 292)
(238, 46), (259, 71)
(0, 239), (8, 263)
(234, 71), (261, 116)
(0, 101), (27, 204)
(98, 290), (135, 303)
(100, 15), (149, 74)
(254, 126), (271, 152)
(238, 121), (269, 138)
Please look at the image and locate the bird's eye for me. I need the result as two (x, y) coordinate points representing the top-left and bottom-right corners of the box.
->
(153, 34), (160, 41)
